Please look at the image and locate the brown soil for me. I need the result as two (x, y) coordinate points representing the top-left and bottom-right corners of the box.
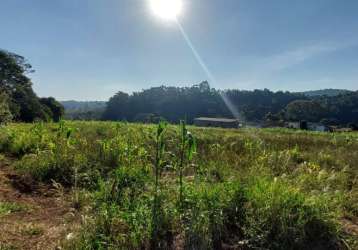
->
(0, 159), (80, 250)
(341, 217), (358, 238)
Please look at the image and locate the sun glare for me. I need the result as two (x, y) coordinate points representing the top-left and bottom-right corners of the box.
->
(149, 0), (183, 21)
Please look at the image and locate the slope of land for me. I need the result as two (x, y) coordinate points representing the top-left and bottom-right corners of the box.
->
(60, 101), (107, 120)
(302, 89), (353, 97)
(61, 101), (107, 111)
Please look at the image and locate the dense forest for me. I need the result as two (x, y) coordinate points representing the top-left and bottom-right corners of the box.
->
(103, 82), (358, 126)
(102, 82), (303, 123)
(0, 50), (63, 123)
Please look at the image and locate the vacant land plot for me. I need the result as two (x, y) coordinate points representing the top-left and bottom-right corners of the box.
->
(0, 121), (357, 249)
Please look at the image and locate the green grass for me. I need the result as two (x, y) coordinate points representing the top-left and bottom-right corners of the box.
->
(21, 224), (44, 237)
(0, 121), (357, 249)
(0, 202), (28, 216)
(0, 244), (18, 250)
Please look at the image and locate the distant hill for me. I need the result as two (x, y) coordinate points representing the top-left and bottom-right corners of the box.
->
(61, 101), (107, 120)
(61, 101), (107, 111)
(302, 89), (352, 97)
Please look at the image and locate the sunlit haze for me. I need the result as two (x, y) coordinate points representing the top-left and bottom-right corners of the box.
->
(149, 0), (183, 20)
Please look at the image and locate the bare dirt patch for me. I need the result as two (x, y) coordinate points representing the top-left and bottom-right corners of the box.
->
(0, 161), (80, 250)
(342, 218), (358, 236)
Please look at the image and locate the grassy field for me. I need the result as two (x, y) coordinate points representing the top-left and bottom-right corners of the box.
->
(0, 121), (357, 249)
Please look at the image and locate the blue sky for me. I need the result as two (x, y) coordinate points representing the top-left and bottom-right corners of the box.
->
(1, 0), (358, 100)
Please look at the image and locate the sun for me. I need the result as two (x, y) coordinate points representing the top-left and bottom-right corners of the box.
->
(149, 0), (183, 21)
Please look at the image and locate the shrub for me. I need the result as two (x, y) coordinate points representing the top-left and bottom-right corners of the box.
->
(243, 177), (340, 249)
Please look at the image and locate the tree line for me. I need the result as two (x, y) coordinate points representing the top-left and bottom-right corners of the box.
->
(0, 50), (64, 124)
(1, 49), (357, 127)
(103, 82), (358, 126)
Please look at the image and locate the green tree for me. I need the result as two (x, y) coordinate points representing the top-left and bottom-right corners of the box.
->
(285, 100), (328, 122)
(0, 49), (63, 122)
(0, 50), (34, 91)
(102, 91), (129, 120)
(40, 97), (64, 122)
(11, 84), (49, 122)
(0, 90), (12, 124)
(102, 82), (358, 126)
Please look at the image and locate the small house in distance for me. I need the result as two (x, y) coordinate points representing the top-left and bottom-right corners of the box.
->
(194, 117), (240, 128)
(287, 122), (301, 129)
(308, 123), (330, 132)
(286, 121), (330, 132)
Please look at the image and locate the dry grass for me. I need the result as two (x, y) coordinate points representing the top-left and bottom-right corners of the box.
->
(0, 122), (357, 249)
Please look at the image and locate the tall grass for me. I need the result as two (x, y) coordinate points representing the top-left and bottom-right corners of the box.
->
(0, 121), (357, 249)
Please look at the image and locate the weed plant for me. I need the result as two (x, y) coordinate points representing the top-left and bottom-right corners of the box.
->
(0, 121), (357, 249)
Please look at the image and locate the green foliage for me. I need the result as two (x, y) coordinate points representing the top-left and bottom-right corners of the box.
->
(151, 121), (170, 249)
(0, 122), (357, 249)
(102, 91), (129, 121)
(285, 99), (328, 122)
(102, 83), (307, 123)
(100, 81), (358, 126)
(178, 120), (196, 207)
(0, 49), (63, 122)
(21, 224), (44, 236)
(0, 243), (17, 250)
(40, 97), (64, 122)
(243, 177), (339, 249)
(0, 91), (12, 124)
(0, 201), (28, 216)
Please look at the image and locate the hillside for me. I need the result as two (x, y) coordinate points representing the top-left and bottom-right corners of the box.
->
(58, 86), (358, 126)
(102, 84), (358, 126)
(61, 101), (107, 111)
(61, 101), (107, 120)
(302, 89), (353, 97)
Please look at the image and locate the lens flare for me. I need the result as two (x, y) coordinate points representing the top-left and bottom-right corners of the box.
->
(176, 20), (242, 120)
(149, 0), (183, 20)
(148, 1), (242, 120)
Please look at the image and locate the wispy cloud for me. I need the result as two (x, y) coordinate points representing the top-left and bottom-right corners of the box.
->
(264, 44), (338, 71)
(261, 39), (358, 72)
(228, 39), (358, 90)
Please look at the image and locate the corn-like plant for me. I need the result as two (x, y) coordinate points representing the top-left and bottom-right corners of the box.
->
(155, 120), (167, 196)
(151, 121), (167, 249)
(1, 122), (355, 249)
(32, 122), (44, 154)
(178, 120), (196, 207)
(57, 119), (73, 141)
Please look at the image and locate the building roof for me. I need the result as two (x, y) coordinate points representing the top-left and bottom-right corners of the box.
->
(194, 117), (239, 123)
